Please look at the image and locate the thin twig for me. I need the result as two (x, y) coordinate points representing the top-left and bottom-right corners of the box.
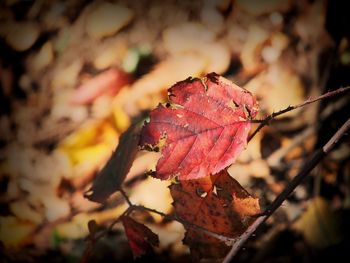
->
(222, 215), (267, 263)
(131, 205), (170, 218)
(120, 188), (132, 206)
(266, 95), (349, 168)
(266, 125), (315, 167)
(248, 86), (350, 141)
(223, 117), (350, 263)
(323, 118), (350, 152)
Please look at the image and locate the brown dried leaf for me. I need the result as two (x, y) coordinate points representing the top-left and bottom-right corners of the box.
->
(85, 115), (146, 203)
(294, 197), (342, 249)
(170, 170), (260, 259)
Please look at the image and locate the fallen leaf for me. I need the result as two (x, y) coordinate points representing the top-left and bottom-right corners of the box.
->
(125, 152), (160, 182)
(59, 121), (118, 180)
(93, 37), (128, 70)
(71, 191), (100, 212)
(0, 216), (35, 248)
(121, 54), (206, 116)
(261, 32), (289, 64)
(244, 63), (304, 118)
(85, 2), (134, 39)
(162, 22), (216, 55)
(51, 60), (83, 90)
(236, 0), (292, 16)
(59, 121), (101, 149)
(201, 41), (231, 74)
(240, 24), (269, 73)
(70, 68), (130, 105)
(144, 221), (187, 254)
(85, 115), (146, 203)
(295, 0), (327, 42)
(55, 205), (127, 239)
(129, 177), (173, 222)
(162, 22), (230, 74)
(121, 216), (159, 258)
(69, 143), (111, 165)
(30, 41), (54, 73)
(91, 94), (114, 119)
(294, 197), (342, 249)
(170, 170), (260, 259)
(140, 73), (258, 180)
(41, 195), (71, 222)
(227, 159), (270, 187)
(200, 6), (225, 33)
(237, 130), (262, 162)
(113, 105), (131, 132)
(5, 21), (40, 51)
(10, 200), (43, 225)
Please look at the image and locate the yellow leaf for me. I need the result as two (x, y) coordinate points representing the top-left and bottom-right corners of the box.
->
(59, 121), (99, 149)
(99, 121), (119, 145)
(10, 201), (43, 225)
(294, 197), (342, 249)
(0, 216), (35, 247)
(55, 204), (127, 239)
(59, 121), (118, 168)
(70, 143), (111, 165)
(113, 106), (131, 132)
(122, 54), (206, 116)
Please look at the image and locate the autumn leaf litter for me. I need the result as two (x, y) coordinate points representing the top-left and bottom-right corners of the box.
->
(0, 0), (348, 262)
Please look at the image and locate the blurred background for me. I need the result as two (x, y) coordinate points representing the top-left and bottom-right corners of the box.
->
(0, 0), (349, 262)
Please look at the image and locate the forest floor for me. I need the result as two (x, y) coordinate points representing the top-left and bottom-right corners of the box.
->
(0, 0), (350, 262)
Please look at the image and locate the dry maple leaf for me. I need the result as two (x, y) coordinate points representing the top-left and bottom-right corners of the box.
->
(121, 215), (159, 258)
(85, 114), (146, 203)
(170, 170), (260, 260)
(140, 73), (258, 180)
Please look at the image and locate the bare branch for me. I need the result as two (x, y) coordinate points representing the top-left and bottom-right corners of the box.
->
(266, 95), (349, 168)
(248, 86), (350, 141)
(223, 117), (350, 263)
(222, 215), (266, 263)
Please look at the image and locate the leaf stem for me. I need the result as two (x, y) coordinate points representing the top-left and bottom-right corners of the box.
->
(120, 188), (132, 207)
(248, 86), (350, 141)
(222, 117), (350, 263)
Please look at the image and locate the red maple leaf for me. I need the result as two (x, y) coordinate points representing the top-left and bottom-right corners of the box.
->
(140, 73), (258, 180)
